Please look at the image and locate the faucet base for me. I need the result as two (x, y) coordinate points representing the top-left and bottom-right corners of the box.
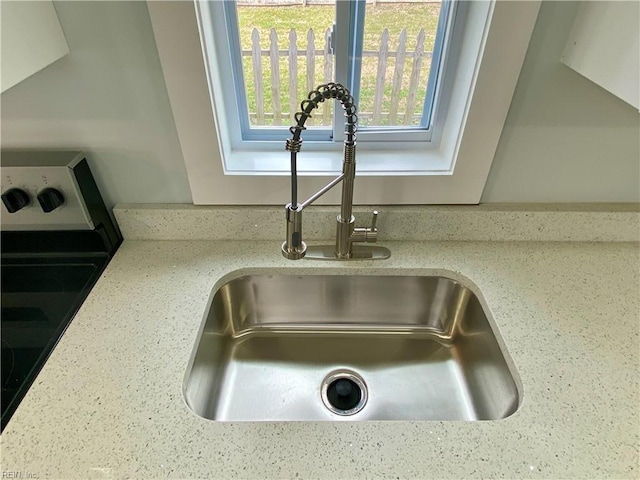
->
(303, 245), (391, 261)
(281, 241), (307, 260)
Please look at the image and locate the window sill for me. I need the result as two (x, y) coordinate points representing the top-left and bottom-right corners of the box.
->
(223, 144), (451, 176)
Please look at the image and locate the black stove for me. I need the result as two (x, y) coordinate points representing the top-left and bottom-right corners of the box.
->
(1, 151), (121, 431)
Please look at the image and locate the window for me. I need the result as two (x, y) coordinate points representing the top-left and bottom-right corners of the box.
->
(147, 1), (541, 204)
(211, 0), (458, 145)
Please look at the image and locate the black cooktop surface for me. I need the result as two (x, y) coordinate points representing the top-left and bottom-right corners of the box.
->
(0, 218), (121, 431)
(1, 254), (109, 431)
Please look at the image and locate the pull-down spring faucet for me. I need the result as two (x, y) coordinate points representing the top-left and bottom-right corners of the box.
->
(281, 83), (390, 261)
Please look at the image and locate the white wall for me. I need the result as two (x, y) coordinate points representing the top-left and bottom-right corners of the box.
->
(2, 1), (638, 206)
(481, 1), (640, 203)
(0, 1), (192, 208)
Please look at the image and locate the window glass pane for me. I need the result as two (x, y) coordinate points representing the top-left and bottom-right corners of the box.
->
(358, 0), (442, 128)
(235, 1), (336, 128)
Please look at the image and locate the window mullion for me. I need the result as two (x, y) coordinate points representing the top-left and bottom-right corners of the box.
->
(347, 0), (366, 108)
(332, 1), (353, 143)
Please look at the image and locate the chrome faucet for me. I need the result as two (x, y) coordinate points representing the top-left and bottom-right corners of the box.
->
(281, 83), (390, 261)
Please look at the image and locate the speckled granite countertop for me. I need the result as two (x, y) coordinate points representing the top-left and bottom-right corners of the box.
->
(1, 233), (638, 478)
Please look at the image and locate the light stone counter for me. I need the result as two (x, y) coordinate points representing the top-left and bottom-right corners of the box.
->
(1, 206), (639, 479)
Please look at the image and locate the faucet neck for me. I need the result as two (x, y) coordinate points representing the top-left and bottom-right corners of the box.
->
(288, 83), (358, 146)
(285, 83), (358, 209)
(339, 144), (356, 223)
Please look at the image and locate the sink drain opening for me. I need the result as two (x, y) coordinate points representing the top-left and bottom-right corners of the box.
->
(321, 370), (368, 416)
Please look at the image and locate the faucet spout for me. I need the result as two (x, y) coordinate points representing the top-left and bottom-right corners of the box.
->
(281, 83), (390, 261)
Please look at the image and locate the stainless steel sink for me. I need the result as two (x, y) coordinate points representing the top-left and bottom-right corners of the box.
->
(184, 273), (521, 421)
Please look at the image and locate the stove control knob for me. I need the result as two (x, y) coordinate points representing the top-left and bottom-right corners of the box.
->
(37, 188), (65, 213)
(1, 188), (31, 213)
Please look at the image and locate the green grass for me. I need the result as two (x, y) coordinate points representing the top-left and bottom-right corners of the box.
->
(236, 3), (441, 127)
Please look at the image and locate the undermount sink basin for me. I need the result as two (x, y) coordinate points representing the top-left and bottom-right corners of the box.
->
(184, 273), (521, 421)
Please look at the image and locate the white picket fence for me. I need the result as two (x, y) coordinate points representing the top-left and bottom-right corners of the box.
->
(243, 27), (433, 126)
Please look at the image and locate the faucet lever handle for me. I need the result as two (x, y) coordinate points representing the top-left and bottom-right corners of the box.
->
(350, 210), (379, 244)
(370, 210), (378, 231)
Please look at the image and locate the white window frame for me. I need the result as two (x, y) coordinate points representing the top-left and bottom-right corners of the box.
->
(147, 0), (541, 205)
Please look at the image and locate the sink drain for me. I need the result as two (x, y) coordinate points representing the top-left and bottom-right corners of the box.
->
(321, 370), (368, 416)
